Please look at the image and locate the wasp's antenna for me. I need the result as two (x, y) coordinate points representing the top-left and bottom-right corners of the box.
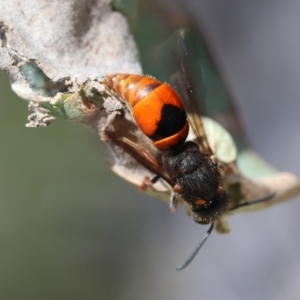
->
(176, 222), (214, 271)
(230, 191), (276, 211)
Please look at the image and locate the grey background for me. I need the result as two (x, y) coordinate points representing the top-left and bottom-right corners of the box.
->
(1, 1), (300, 299)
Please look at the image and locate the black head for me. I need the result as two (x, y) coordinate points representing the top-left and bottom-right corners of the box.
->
(192, 189), (229, 224)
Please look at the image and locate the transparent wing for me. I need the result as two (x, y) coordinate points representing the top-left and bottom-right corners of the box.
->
(154, 28), (248, 155)
(171, 65), (213, 156)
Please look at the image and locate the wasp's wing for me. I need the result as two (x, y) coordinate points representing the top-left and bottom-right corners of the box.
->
(154, 28), (248, 155)
(104, 133), (175, 187)
(171, 67), (213, 156)
(173, 29), (214, 156)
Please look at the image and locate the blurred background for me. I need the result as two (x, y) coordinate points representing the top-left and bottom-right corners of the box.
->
(1, 0), (300, 299)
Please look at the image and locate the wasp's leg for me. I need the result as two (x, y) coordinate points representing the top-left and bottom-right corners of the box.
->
(169, 191), (179, 213)
(140, 174), (161, 191)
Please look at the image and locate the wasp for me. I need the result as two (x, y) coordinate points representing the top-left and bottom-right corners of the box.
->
(102, 73), (246, 268)
(103, 73), (229, 222)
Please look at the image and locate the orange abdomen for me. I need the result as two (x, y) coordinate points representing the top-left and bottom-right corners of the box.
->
(103, 74), (189, 150)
